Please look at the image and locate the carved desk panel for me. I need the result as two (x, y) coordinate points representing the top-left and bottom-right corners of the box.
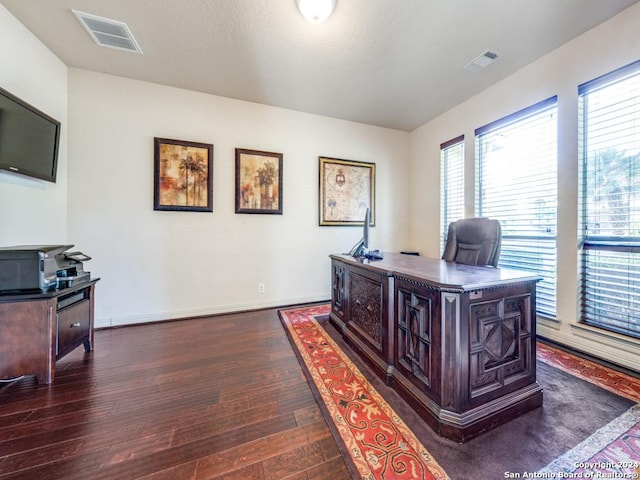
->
(330, 257), (393, 381)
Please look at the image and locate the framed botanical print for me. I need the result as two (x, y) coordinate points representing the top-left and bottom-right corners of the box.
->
(154, 137), (213, 212)
(235, 148), (283, 214)
(319, 156), (375, 226)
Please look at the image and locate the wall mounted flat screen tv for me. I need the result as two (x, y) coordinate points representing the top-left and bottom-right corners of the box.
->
(0, 86), (60, 183)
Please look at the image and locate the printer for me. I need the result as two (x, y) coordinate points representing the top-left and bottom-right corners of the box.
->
(0, 245), (91, 293)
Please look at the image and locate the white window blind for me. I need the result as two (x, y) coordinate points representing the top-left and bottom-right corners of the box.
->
(579, 59), (640, 339)
(476, 97), (558, 318)
(440, 135), (465, 255)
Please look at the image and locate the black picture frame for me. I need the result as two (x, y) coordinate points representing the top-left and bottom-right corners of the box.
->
(235, 148), (283, 215)
(153, 137), (213, 212)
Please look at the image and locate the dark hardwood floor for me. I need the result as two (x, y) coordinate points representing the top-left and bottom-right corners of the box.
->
(0, 307), (351, 480)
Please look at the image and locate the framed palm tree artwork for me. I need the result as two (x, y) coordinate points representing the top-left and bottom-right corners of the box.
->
(154, 137), (213, 212)
(235, 148), (283, 214)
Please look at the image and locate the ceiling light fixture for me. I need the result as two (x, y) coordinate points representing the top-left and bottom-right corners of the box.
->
(296, 0), (336, 24)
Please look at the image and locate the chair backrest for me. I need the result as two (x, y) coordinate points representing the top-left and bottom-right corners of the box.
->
(442, 217), (502, 267)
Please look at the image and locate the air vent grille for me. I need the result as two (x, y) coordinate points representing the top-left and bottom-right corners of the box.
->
(464, 50), (500, 72)
(73, 10), (143, 54)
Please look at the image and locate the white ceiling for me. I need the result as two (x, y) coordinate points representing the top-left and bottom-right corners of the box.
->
(2, 0), (639, 131)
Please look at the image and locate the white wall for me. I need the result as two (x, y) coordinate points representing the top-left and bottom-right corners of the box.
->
(67, 70), (409, 327)
(408, 3), (640, 371)
(0, 5), (68, 244)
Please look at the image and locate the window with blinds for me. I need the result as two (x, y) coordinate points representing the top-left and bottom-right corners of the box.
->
(579, 59), (640, 339)
(440, 135), (465, 255)
(475, 97), (558, 318)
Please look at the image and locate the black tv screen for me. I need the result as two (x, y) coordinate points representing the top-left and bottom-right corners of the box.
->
(0, 86), (60, 183)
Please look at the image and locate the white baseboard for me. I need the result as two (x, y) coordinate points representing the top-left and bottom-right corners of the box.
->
(96, 294), (329, 328)
(538, 323), (640, 373)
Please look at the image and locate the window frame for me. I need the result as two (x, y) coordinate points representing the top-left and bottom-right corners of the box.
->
(440, 135), (465, 256)
(578, 59), (640, 339)
(475, 96), (559, 319)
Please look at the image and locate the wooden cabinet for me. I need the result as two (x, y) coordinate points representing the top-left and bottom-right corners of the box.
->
(329, 253), (542, 442)
(0, 280), (98, 384)
(56, 288), (93, 358)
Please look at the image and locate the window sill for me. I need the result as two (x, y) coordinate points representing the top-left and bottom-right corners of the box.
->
(570, 323), (640, 355)
(537, 315), (560, 331)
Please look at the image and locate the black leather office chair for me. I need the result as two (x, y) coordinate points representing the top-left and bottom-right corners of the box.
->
(442, 217), (502, 267)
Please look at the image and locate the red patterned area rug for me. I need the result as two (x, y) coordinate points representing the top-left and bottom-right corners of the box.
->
(280, 304), (640, 479)
(278, 305), (449, 480)
(537, 343), (640, 402)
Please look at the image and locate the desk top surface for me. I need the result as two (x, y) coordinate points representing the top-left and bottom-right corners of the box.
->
(330, 253), (541, 291)
(0, 278), (99, 302)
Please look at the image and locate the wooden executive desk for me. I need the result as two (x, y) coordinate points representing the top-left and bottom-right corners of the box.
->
(329, 253), (542, 442)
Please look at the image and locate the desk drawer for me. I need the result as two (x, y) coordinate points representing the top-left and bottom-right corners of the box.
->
(56, 299), (90, 357)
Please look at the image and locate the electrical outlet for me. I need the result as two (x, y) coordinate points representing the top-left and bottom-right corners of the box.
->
(258, 282), (265, 294)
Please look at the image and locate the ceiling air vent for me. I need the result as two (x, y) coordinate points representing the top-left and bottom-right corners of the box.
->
(464, 50), (500, 72)
(72, 10), (143, 54)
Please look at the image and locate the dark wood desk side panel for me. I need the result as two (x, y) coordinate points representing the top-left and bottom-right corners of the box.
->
(347, 270), (385, 352)
(330, 259), (394, 381)
(394, 279), (442, 405)
(330, 260), (346, 330)
(466, 284), (539, 409)
(390, 282), (543, 442)
(0, 299), (55, 384)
